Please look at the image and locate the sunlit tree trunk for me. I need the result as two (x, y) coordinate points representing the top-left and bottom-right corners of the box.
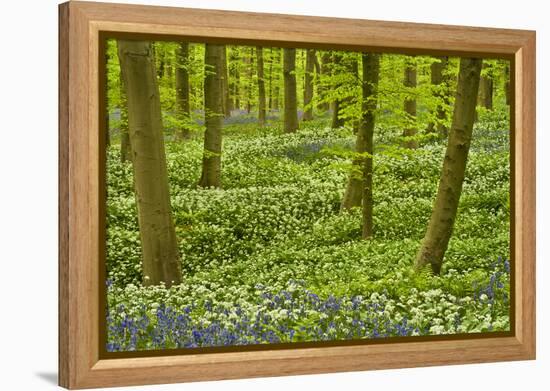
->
(175, 42), (191, 140)
(415, 57), (483, 275)
(478, 63), (493, 110)
(303, 49), (315, 121)
(283, 48), (299, 133)
(256, 46), (266, 126)
(340, 54), (379, 213)
(361, 53), (380, 239)
(272, 48), (281, 111)
(117, 40), (182, 287)
(331, 52), (345, 128)
(427, 56), (450, 139)
(403, 57), (417, 148)
(318, 51), (331, 112)
(198, 44), (224, 188)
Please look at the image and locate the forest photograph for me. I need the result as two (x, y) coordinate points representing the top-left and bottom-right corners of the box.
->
(104, 38), (511, 352)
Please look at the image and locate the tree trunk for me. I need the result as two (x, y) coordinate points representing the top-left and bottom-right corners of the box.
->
(403, 57), (417, 148)
(318, 51), (331, 112)
(283, 48), (299, 133)
(341, 54), (379, 213)
(478, 63), (493, 110)
(245, 48), (254, 114)
(220, 46), (231, 117)
(303, 49), (315, 121)
(175, 42), (191, 140)
(415, 57), (483, 275)
(331, 52), (345, 128)
(117, 40), (182, 287)
(272, 49), (280, 111)
(361, 53), (380, 239)
(426, 56), (450, 139)
(256, 46), (267, 126)
(199, 44), (224, 188)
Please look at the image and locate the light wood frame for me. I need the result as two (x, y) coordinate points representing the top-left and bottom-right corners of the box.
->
(59, 1), (536, 388)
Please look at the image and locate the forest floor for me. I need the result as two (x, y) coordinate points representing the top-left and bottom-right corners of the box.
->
(105, 114), (511, 351)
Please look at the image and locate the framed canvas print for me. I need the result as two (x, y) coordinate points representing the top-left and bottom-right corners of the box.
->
(58, 1), (536, 389)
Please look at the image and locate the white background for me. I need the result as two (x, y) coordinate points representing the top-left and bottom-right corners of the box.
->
(0, 0), (546, 389)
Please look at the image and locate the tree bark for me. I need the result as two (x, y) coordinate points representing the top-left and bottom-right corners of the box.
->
(256, 46), (267, 126)
(426, 56), (450, 139)
(361, 53), (380, 239)
(505, 62), (511, 106)
(283, 48), (299, 133)
(340, 54), (379, 213)
(403, 57), (418, 148)
(117, 40), (182, 287)
(318, 51), (331, 112)
(415, 57), (483, 275)
(478, 63), (493, 110)
(175, 42), (191, 140)
(331, 52), (345, 129)
(272, 49), (281, 111)
(199, 44), (224, 188)
(303, 49), (315, 121)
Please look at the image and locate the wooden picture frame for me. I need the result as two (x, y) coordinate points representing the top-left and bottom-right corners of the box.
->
(59, 1), (536, 388)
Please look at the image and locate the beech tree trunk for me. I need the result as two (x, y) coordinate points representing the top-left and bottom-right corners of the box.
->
(331, 53), (345, 129)
(303, 49), (315, 121)
(318, 51), (331, 112)
(117, 40), (182, 287)
(256, 46), (266, 126)
(478, 63), (493, 110)
(198, 44), (224, 188)
(283, 48), (299, 133)
(427, 56), (450, 138)
(175, 42), (191, 140)
(272, 48), (280, 111)
(415, 57), (483, 275)
(341, 54), (380, 213)
(403, 57), (418, 148)
(361, 53), (380, 239)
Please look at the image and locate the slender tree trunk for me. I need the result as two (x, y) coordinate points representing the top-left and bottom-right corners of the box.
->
(117, 40), (182, 287)
(244, 48), (254, 114)
(427, 56), (450, 138)
(403, 57), (418, 148)
(478, 63), (493, 110)
(268, 48), (273, 112)
(256, 46), (267, 126)
(331, 52), (345, 128)
(233, 50), (241, 110)
(272, 49), (280, 111)
(361, 53), (380, 239)
(220, 46), (231, 118)
(340, 53), (379, 212)
(415, 58), (483, 275)
(175, 42), (191, 140)
(318, 51), (331, 112)
(198, 44), (224, 188)
(303, 49), (315, 121)
(283, 48), (299, 133)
